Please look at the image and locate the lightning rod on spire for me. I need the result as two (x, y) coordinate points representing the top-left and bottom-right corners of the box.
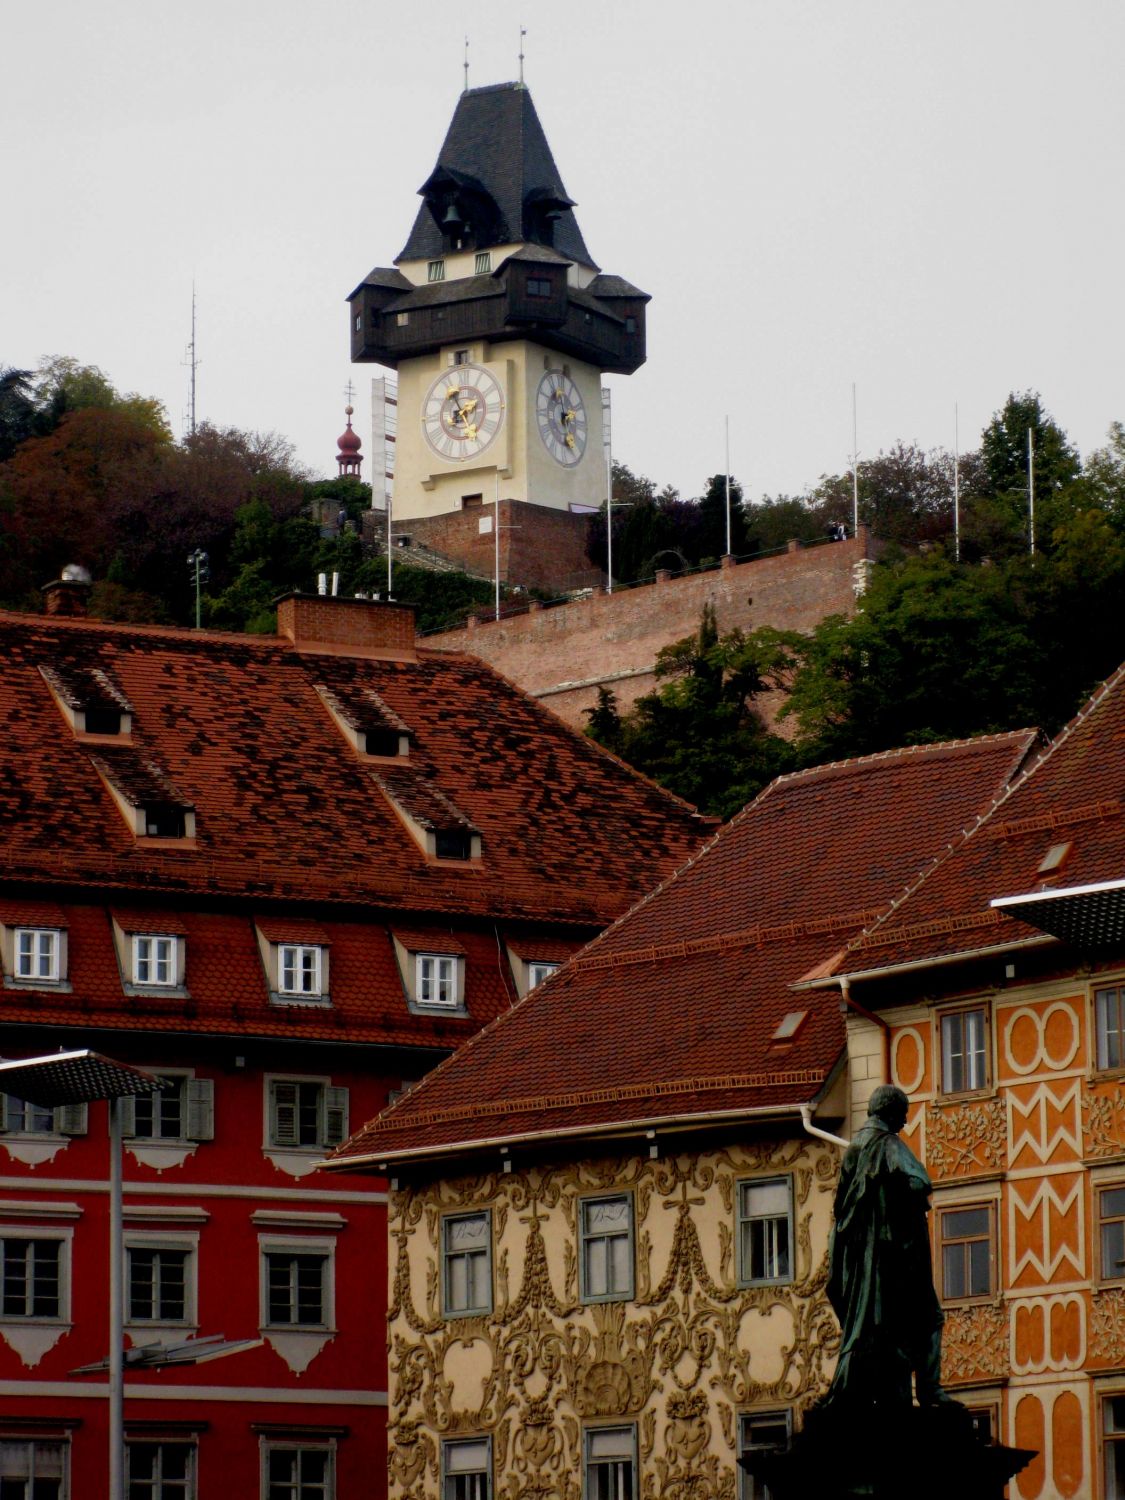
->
(463, 35), (469, 93)
(518, 26), (526, 87)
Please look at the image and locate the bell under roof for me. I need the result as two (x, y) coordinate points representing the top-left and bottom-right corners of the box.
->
(397, 82), (597, 269)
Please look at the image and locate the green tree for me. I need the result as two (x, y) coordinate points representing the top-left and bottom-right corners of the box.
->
(584, 606), (798, 819)
(962, 392), (1082, 559)
(0, 367), (35, 461)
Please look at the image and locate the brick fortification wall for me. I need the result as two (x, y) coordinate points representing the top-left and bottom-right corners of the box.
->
(425, 529), (875, 731)
(388, 500), (603, 592)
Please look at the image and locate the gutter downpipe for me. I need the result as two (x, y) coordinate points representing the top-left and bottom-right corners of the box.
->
(798, 1103), (848, 1150)
(839, 974), (891, 1086)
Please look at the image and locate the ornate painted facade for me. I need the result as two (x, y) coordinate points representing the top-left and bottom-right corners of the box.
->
(839, 976), (1125, 1499)
(385, 1136), (838, 1500)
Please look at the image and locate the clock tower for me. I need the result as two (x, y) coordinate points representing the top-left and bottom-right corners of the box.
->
(347, 81), (648, 541)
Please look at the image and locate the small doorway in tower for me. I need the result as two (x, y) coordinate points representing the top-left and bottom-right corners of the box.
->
(462, 494), (483, 509)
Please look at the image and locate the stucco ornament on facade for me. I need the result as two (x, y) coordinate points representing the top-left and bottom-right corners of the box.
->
(386, 1143), (838, 1500)
(940, 1301), (1009, 1382)
(924, 1096), (1006, 1178)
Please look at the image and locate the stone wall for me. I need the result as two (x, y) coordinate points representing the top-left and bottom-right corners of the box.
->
(425, 530), (875, 730)
(384, 499), (604, 593)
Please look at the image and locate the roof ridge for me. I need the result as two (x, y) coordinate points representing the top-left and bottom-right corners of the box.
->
(766, 728), (1039, 790)
(0, 609), (284, 650)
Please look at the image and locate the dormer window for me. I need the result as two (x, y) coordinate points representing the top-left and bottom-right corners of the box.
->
(527, 961), (559, 990)
(314, 684), (411, 760)
(362, 727), (407, 759)
(91, 752), (196, 843)
(527, 277), (553, 298)
(16, 928), (60, 983)
(428, 259), (446, 283)
(434, 828), (472, 861)
(132, 935), (178, 988)
(417, 954), (457, 1007)
(83, 706), (123, 736)
(255, 923), (332, 1008)
(279, 945), (324, 998)
(144, 802), (186, 839)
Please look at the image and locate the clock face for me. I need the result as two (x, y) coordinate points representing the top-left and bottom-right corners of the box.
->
(422, 364), (504, 462)
(536, 371), (587, 467)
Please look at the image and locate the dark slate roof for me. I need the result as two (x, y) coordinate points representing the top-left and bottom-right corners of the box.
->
(331, 732), (1036, 1167)
(398, 83), (597, 268)
(587, 273), (650, 301)
(347, 266), (413, 299)
(383, 275), (507, 314)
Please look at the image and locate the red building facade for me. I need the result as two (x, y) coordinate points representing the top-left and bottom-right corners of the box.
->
(0, 589), (705, 1497)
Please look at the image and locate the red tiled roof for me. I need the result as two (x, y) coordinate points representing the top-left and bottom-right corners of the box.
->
(0, 903), (524, 1047)
(0, 610), (705, 924)
(254, 917), (331, 946)
(332, 731), (1036, 1165)
(822, 665), (1125, 977)
(110, 908), (191, 936)
(505, 933), (585, 963)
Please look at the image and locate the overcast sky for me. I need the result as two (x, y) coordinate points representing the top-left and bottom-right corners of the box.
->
(3, 1), (1122, 502)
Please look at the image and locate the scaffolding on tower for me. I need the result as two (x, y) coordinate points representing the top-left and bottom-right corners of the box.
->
(370, 377), (397, 514)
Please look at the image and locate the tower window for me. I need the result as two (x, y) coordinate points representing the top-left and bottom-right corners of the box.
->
(625, 316), (637, 334)
(475, 252), (491, 274)
(428, 260), (446, 283)
(396, 312), (410, 327)
(526, 278), (552, 298)
(354, 314), (361, 332)
(454, 349), (471, 366)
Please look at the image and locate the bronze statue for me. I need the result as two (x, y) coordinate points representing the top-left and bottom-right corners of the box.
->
(824, 1083), (952, 1411)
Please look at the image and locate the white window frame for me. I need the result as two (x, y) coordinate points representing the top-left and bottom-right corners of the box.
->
(583, 1424), (637, 1500)
(474, 252), (491, 275)
(124, 1231), (198, 1329)
(427, 259), (446, 283)
(259, 1235), (336, 1331)
(442, 1435), (491, 1500)
(528, 962), (559, 990)
(738, 1410), (792, 1500)
(1095, 984), (1125, 1072)
(265, 1077), (349, 1152)
(278, 944), (324, 999)
(737, 1176), (794, 1287)
(0, 1437), (69, 1497)
(14, 927), (61, 983)
(260, 1440), (335, 1500)
(125, 1439), (195, 1499)
(442, 1211), (492, 1318)
(131, 934), (179, 988)
(0, 1227), (72, 1323)
(417, 953), (458, 1008)
(579, 1194), (634, 1304)
(940, 1007), (989, 1094)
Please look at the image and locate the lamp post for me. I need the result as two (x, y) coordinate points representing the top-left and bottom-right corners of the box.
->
(0, 1051), (163, 1500)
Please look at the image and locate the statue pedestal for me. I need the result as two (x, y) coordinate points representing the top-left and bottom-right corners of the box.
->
(740, 1401), (1035, 1500)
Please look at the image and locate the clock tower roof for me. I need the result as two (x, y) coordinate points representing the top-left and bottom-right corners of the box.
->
(398, 82), (597, 270)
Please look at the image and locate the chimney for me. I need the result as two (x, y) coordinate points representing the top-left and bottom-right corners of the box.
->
(275, 592), (416, 659)
(42, 565), (92, 617)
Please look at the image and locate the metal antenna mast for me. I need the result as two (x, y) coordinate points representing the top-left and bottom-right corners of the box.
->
(953, 403), (961, 562)
(518, 26), (526, 86)
(463, 35), (470, 92)
(182, 283), (201, 436)
(850, 382), (859, 537)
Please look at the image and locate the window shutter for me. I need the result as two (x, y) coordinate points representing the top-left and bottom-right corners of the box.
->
(185, 1079), (214, 1142)
(119, 1095), (136, 1138)
(55, 1102), (88, 1136)
(323, 1087), (349, 1147)
(271, 1081), (299, 1147)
